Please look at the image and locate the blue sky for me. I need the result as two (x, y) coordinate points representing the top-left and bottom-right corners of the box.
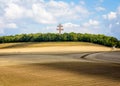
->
(0, 0), (120, 39)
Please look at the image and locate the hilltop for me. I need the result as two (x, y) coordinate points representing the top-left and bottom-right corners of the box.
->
(0, 33), (120, 48)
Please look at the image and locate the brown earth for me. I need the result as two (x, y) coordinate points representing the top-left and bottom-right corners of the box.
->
(0, 44), (120, 86)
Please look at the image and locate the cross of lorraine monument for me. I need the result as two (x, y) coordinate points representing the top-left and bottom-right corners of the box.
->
(57, 24), (63, 34)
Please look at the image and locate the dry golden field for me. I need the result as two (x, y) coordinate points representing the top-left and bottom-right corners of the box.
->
(0, 42), (120, 86)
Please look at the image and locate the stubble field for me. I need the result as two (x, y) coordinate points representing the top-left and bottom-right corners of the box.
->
(0, 42), (120, 86)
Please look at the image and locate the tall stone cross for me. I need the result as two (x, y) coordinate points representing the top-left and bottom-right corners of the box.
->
(57, 24), (63, 34)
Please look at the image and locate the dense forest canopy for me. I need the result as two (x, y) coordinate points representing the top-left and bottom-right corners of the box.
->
(0, 33), (120, 47)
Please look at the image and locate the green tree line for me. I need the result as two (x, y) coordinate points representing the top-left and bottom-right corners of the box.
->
(0, 32), (120, 47)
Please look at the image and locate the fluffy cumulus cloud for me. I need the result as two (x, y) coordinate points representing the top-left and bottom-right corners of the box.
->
(3, 0), (89, 23)
(0, 0), (120, 39)
(0, 0), (90, 33)
(0, 21), (17, 29)
(32, 3), (56, 24)
(63, 23), (80, 28)
(4, 3), (25, 19)
(82, 19), (100, 28)
(41, 22), (81, 33)
(45, 20), (101, 34)
(0, 0), (91, 34)
(103, 6), (120, 39)
(46, 0), (89, 22)
(103, 12), (117, 20)
(60, 21), (102, 34)
(63, 22), (80, 32)
(61, 20), (101, 34)
(79, 19), (104, 34)
(0, 18), (17, 34)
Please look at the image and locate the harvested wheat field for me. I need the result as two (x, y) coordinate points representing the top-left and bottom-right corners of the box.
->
(0, 42), (120, 86)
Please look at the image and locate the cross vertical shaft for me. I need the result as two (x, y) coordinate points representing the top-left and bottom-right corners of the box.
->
(57, 24), (63, 34)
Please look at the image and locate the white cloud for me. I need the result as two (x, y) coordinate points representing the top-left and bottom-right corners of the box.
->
(103, 7), (120, 39)
(4, 2), (56, 24)
(62, 21), (103, 34)
(103, 12), (117, 20)
(5, 3), (25, 19)
(6, 23), (17, 28)
(2, 0), (90, 25)
(47, 0), (70, 17)
(63, 23), (81, 32)
(46, 20), (101, 34)
(46, 0), (89, 21)
(95, 6), (106, 11)
(43, 23), (81, 33)
(62, 21), (102, 34)
(32, 3), (56, 24)
(0, 18), (17, 33)
(0, 0), (92, 35)
(0, 0), (20, 3)
(108, 12), (117, 20)
(47, 0), (69, 9)
(83, 19), (100, 27)
(74, 5), (89, 14)
(63, 22), (80, 28)
(80, 19), (102, 34)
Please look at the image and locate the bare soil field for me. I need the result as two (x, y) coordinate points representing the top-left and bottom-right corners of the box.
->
(0, 42), (120, 86)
